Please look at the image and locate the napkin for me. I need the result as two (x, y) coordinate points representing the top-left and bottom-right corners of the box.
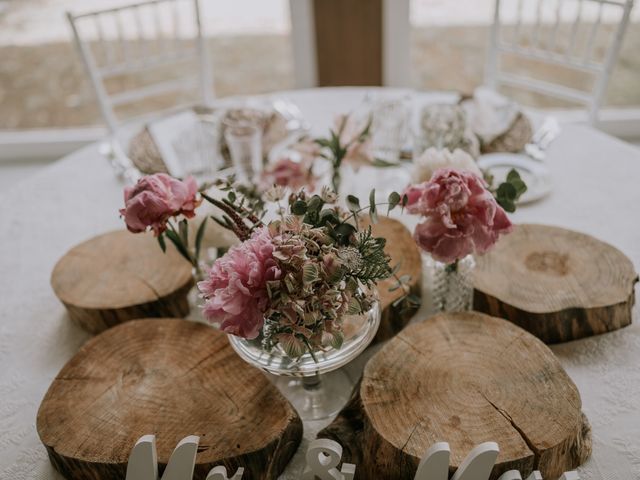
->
(462, 87), (521, 144)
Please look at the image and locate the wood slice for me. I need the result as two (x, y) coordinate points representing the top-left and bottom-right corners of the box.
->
(319, 312), (591, 480)
(474, 224), (638, 343)
(37, 318), (302, 480)
(51, 230), (194, 334)
(369, 216), (422, 342)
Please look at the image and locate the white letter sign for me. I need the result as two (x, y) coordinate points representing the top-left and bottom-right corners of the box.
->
(126, 435), (580, 480)
(302, 438), (356, 480)
(125, 435), (244, 480)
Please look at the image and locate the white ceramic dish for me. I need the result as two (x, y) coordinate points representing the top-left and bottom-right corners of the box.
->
(478, 153), (552, 204)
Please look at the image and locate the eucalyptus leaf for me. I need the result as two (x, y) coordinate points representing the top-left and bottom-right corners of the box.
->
(498, 197), (516, 213)
(391, 260), (403, 275)
(388, 192), (401, 212)
(506, 168), (521, 183)
(346, 195), (361, 213)
(368, 189), (378, 223)
(496, 182), (517, 199)
(511, 179), (528, 197)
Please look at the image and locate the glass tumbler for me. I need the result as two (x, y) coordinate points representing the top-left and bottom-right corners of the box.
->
(370, 98), (409, 164)
(223, 120), (263, 182)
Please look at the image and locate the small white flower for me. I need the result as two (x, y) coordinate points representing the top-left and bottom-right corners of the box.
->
(264, 185), (286, 202)
(413, 147), (482, 183)
(320, 186), (338, 203)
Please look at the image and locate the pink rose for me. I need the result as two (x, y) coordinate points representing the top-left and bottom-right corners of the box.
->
(119, 174), (200, 236)
(198, 227), (281, 339)
(261, 156), (315, 191)
(405, 168), (512, 264)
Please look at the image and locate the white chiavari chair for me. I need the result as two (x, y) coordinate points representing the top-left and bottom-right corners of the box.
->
(486, 0), (634, 124)
(67, 0), (214, 137)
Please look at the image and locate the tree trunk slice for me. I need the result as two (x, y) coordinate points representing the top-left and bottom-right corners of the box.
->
(474, 224), (638, 344)
(51, 230), (195, 334)
(368, 216), (422, 342)
(319, 312), (591, 480)
(37, 318), (302, 480)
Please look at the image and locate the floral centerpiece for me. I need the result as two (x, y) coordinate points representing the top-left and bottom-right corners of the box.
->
(404, 167), (515, 312)
(120, 174), (416, 360)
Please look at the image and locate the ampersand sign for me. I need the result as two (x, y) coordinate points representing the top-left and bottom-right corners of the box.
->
(302, 439), (356, 480)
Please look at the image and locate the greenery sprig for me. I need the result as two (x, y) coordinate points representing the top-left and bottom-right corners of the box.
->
(486, 168), (528, 213)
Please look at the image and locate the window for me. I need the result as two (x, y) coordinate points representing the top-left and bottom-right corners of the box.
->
(410, 0), (640, 110)
(0, 0), (293, 130)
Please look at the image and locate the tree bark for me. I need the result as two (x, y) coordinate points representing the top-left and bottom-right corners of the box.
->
(51, 230), (194, 334)
(474, 224), (638, 343)
(37, 318), (302, 480)
(319, 312), (592, 479)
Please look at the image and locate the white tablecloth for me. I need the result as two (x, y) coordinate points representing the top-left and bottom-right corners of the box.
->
(1, 88), (639, 480)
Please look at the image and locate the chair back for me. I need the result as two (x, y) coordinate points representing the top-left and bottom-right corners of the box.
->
(486, 0), (634, 123)
(67, 0), (214, 135)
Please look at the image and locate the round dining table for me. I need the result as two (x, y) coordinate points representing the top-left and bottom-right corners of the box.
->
(1, 87), (639, 480)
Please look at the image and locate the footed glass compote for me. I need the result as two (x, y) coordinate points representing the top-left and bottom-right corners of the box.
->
(228, 299), (381, 421)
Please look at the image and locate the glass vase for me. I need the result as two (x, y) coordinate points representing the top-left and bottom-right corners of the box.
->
(413, 104), (480, 159)
(228, 297), (381, 421)
(423, 253), (476, 313)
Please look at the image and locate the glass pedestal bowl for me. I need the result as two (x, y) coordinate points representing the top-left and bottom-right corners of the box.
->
(228, 299), (381, 421)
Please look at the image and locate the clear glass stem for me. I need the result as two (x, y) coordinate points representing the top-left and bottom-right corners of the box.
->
(302, 374), (322, 391)
(273, 369), (353, 421)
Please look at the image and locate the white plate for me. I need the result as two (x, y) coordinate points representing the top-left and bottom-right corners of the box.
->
(477, 153), (552, 205)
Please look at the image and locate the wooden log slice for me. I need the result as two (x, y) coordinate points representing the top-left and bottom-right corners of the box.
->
(474, 224), (638, 343)
(37, 318), (302, 480)
(319, 312), (591, 480)
(51, 230), (195, 334)
(369, 216), (422, 342)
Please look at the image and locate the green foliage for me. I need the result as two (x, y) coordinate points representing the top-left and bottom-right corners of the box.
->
(194, 217), (207, 262)
(494, 168), (528, 213)
(387, 192), (401, 213)
(369, 189), (378, 224)
(351, 227), (393, 283)
(157, 234), (167, 253)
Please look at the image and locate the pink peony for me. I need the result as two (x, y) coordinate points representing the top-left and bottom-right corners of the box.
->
(198, 227), (281, 339)
(119, 174), (200, 236)
(261, 156), (315, 191)
(404, 168), (512, 264)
